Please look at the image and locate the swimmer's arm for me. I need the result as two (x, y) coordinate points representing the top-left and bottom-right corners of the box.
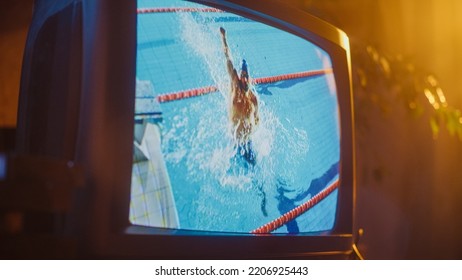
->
(220, 27), (236, 77)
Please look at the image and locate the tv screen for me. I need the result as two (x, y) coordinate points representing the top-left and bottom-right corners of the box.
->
(130, 0), (341, 235)
(15, 0), (354, 258)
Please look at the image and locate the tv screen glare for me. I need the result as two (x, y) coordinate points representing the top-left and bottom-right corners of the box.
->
(130, 0), (341, 235)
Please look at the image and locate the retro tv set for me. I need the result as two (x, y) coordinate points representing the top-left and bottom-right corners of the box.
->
(15, 0), (355, 258)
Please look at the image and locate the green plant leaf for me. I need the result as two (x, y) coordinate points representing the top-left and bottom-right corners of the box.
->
(430, 116), (440, 139)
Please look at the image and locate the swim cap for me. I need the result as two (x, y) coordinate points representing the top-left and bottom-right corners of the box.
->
(241, 59), (249, 78)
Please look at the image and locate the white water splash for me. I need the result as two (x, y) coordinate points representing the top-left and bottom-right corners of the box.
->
(179, 13), (230, 101)
(162, 13), (310, 194)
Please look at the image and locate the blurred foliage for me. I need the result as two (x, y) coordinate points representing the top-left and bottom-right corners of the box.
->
(351, 44), (462, 141)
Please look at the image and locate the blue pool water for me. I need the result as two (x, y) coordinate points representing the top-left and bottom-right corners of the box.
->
(133, 0), (340, 233)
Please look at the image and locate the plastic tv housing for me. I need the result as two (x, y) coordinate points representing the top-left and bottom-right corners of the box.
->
(15, 0), (355, 258)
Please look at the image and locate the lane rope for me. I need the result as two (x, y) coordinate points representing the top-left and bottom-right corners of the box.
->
(250, 179), (340, 234)
(156, 68), (333, 103)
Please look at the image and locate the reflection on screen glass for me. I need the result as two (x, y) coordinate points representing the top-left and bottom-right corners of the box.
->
(130, 0), (340, 234)
(0, 153), (6, 181)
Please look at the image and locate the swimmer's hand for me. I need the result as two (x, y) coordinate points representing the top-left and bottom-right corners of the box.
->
(220, 27), (226, 36)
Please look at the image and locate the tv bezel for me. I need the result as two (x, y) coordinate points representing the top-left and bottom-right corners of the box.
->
(19, 0), (356, 259)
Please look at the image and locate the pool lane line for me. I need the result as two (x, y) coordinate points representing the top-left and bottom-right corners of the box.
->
(137, 7), (224, 14)
(250, 178), (339, 234)
(156, 68), (333, 103)
(254, 68), (332, 84)
(157, 85), (218, 103)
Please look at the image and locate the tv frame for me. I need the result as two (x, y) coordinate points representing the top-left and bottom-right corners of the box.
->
(17, 0), (355, 259)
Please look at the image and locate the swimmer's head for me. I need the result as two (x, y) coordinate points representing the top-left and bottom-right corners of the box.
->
(240, 59), (249, 89)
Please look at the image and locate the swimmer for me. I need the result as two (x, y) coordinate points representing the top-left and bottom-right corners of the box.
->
(220, 27), (260, 164)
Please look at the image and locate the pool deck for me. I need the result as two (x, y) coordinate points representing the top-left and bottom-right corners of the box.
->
(130, 121), (179, 229)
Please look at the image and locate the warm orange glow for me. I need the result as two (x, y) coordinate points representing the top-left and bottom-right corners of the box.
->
(427, 75), (438, 87)
(424, 88), (438, 109)
(436, 87), (447, 107)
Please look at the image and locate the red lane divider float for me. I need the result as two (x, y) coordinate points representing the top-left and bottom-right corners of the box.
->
(137, 7), (224, 14)
(157, 85), (218, 103)
(156, 68), (333, 103)
(251, 179), (339, 234)
(254, 68), (332, 84)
